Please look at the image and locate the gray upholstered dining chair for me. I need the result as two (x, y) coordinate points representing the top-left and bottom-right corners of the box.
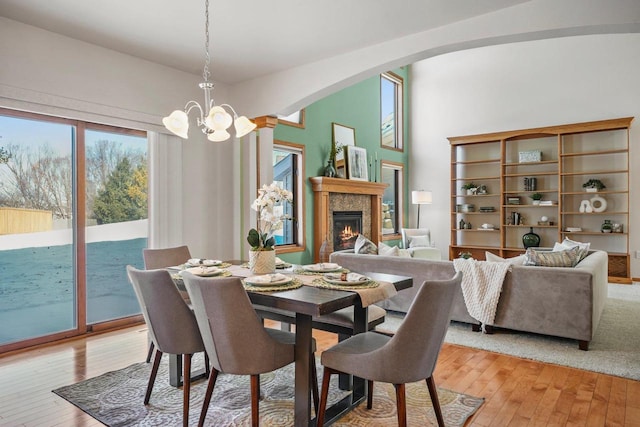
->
(182, 274), (319, 427)
(316, 272), (462, 427)
(126, 265), (208, 427)
(142, 245), (192, 363)
(143, 245), (191, 270)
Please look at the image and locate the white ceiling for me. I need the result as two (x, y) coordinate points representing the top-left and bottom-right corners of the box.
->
(0, 0), (528, 84)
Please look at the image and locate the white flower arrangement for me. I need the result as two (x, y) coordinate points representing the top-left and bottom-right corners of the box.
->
(247, 182), (293, 251)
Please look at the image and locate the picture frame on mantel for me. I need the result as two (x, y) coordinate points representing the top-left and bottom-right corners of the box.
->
(345, 146), (368, 181)
(332, 122), (356, 164)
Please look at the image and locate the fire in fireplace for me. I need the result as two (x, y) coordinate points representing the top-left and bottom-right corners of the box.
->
(333, 211), (362, 251)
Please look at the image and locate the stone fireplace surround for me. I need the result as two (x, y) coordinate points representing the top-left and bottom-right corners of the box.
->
(309, 177), (387, 262)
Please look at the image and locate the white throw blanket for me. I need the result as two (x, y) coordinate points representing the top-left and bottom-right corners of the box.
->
(453, 259), (510, 329)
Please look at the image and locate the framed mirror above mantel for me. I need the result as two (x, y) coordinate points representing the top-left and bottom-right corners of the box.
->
(309, 177), (388, 262)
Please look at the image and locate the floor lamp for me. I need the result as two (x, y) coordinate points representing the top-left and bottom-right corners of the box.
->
(411, 190), (432, 229)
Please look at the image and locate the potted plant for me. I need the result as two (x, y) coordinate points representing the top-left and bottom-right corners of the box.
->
(582, 179), (606, 192)
(458, 251), (473, 259)
(461, 182), (478, 195)
(247, 182), (293, 274)
(530, 192), (543, 205)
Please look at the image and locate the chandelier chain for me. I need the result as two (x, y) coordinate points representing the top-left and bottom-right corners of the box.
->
(203, 0), (210, 83)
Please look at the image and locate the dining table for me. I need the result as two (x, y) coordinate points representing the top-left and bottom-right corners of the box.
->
(169, 262), (412, 427)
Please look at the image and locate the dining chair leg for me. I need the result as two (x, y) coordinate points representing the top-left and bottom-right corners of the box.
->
(198, 368), (219, 427)
(204, 352), (210, 378)
(144, 350), (163, 404)
(251, 374), (260, 427)
(394, 383), (407, 427)
(367, 380), (374, 409)
(310, 355), (319, 414)
(316, 367), (336, 427)
(426, 376), (445, 427)
(146, 342), (155, 363)
(183, 354), (192, 427)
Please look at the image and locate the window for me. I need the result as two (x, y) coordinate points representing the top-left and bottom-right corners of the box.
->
(381, 161), (404, 236)
(380, 72), (404, 151)
(272, 140), (305, 252)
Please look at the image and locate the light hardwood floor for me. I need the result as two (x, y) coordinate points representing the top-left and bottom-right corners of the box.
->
(0, 322), (638, 426)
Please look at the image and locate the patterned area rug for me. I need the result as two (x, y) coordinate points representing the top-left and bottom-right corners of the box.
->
(53, 355), (483, 426)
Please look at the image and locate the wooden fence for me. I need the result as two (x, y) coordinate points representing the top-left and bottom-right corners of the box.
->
(0, 207), (53, 235)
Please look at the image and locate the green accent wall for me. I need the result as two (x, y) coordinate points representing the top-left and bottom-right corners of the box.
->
(274, 68), (409, 264)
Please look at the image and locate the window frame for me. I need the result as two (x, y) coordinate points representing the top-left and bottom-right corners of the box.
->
(272, 139), (305, 254)
(380, 71), (404, 152)
(380, 160), (404, 240)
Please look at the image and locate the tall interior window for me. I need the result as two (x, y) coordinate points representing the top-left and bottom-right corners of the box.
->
(0, 109), (147, 352)
(381, 161), (404, 236)
(272, 140), (304, 252)
(380, 72), (404, 151)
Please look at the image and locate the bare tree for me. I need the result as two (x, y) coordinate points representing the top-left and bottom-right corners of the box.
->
(0, 143), (72, 218)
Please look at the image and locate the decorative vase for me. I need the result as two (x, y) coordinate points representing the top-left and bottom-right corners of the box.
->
(318, 235), (331, 262)
(323, 160), (336, 177)
(601, 219), (613, 233)
(522, 227), (541, 248)
(248, 250), (276, 275)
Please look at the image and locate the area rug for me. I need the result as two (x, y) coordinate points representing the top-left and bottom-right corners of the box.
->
(379, 283), (640, 380)
(53, 356), (483, 426)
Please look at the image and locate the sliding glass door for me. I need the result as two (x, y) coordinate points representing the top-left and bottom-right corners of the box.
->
(85, 127), (147, 324)
(0, 115), (77, 345)
(0, 110), (147, 350)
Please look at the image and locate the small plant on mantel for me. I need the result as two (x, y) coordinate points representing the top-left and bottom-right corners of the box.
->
(582, 179), (606, 192)
(458, 251), (473, 259)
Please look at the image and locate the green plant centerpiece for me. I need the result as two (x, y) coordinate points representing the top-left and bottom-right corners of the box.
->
(582, 179), (606, 192)
(247, 182), (293, 274)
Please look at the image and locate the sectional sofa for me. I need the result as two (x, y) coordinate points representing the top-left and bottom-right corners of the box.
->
(330, 249), (609, 350)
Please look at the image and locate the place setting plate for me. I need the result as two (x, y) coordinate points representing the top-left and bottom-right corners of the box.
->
(186, 258), (223, 267)
(180, 266), (224, 277)
(244, 273), (292, 287)
(301, 262), (342, 273)
(323, 272), (371, 286)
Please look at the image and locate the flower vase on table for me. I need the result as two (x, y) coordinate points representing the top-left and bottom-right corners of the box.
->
(248, 249), (276, 275)
(247, 181), (293, 274)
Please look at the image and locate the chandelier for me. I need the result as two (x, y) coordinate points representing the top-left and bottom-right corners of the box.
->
(162, 0), (256, 142)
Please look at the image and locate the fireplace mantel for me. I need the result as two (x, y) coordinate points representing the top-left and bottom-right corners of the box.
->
(309, 177), (388, 262)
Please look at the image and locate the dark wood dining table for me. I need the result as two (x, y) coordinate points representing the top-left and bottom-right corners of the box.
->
(170, 268), (412, 427)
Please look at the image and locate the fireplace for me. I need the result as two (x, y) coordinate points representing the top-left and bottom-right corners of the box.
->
(333, 211), (362, 251)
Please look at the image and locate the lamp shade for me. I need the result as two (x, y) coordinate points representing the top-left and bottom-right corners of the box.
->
(412, 190), (433, 205)
(208, 129), (231, 142)
(205, 106), (233, 131)
(234, 115), (257, 138)
(162, 110), (190, 139)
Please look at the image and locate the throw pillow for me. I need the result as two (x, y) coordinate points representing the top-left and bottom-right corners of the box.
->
(524, 246), (581, 267)
(552, 237), (590, 262)
(408, 235), (430, 248)
(398, 248), (412, 258)
(354, 234), (377, 255)
(378, 242), (399, 257)
(485, 251), (526, 265)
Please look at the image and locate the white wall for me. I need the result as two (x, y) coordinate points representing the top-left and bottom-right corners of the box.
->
(410, 33), (640, 277)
